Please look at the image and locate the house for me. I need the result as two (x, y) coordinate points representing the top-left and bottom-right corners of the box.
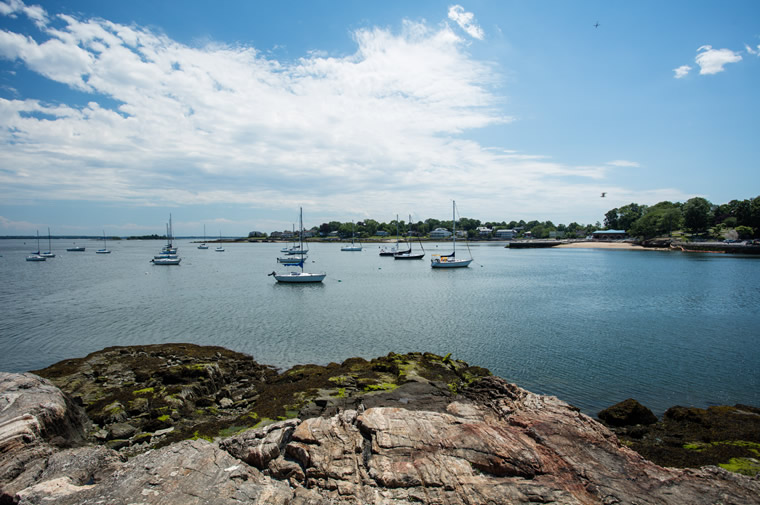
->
(270, 231), (284, 239)
(477, 226), (492, 237)
(592, 230), (628, 241)
(429, 227), (452, 239)
(376, 230), (389, 237)
(494, 229), (515, 239)
(248, 231), (265, 238)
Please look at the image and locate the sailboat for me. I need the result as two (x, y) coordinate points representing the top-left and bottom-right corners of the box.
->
(341, 221), (362, 251)
(198, 224), (209, 249)
(26, 230), (46, 261)
(380, 215), (405, 256)
(270, 207), (325, 283)
(152, 218), (181, 265)
(96, 230), (111, 254)
(215, 231), (225, 252)
(66, 243), (85, 252)
(40, 227), (55, 258)
(431, 201), (472, 268)
(394, 215), (425, 260)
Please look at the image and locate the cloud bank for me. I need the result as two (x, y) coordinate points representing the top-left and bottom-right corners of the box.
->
(0, 2), (683, 229)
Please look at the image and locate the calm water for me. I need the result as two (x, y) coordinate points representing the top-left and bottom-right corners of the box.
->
(1, 238), (758, 416)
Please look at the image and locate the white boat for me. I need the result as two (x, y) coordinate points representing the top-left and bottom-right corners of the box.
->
(26, 230), (46, 261)
(394, 214), (425, 260)
(431, 201), (472, 268)
(40, 228), (55, 257)
(277, 255), (308, 264)
(96, 230), (111, 254)
(152, 216), (181, 264)
(271, 208), (325, 283)
(341, 221), (362, 251)
(198, 224), (208, 249)
(215, 231), (225, 252)
(152, 257), (181, 265)
(380, 215), (406, 256)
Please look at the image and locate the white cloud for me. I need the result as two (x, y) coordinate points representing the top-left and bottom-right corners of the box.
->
(673, 65), (691, 79)
(447, 5), (484, 40)
(0, 2), (673, 228)
(606, 160), (640, 168)
(695, 45), (742, 75)
(746, 44), (759, 56)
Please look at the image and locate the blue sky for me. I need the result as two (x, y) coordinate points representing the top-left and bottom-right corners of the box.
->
(1, 0), (758, 236)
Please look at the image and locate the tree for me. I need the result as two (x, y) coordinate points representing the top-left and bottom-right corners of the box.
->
(604, 209), (619, 230)
(629, 202), (683, 239)
(617, 203), (646, 231)
(683, 197), (712, 232)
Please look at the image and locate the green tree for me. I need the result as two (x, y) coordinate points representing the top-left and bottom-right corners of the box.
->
(683, 197), (712, 232)
(735, 225), (754, 239)
(629, 202), (683, 239)
(604, 208), (619, 229)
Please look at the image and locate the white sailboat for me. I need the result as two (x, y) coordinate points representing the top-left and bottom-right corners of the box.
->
(96, 230), (111, 254)
(198, 224), (209, 249)
(431, 201), (472, 268)
(215, 231), (225, 252)
(26, 230), (46, 261)
(270, 207), (325, 283)
(40, 228), (55, 258)
(394, 215), (425, 260)
(152, 217), (181, 265)
(341, 221), (362, 251)
(380, 214), (405, 256)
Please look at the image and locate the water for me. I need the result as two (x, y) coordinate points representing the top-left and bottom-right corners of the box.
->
(1, 238), (758, 416)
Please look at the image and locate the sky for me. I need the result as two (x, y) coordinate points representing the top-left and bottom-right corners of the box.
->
(0, 0), (758, 236)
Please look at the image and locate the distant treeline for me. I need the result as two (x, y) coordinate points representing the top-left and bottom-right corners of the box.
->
(604, 196), (760, 239)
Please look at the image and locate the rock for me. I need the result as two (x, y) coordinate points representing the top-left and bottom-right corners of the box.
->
(219, 419), (298, 469)
(4, 349), (760, 504)
(0, 372), (90, 501)
(598, 397), (658, 426)
(108, 422), (138, 440)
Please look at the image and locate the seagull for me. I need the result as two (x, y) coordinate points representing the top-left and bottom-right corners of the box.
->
(594, 21), (600, 28)
(601, 192), (607, 197)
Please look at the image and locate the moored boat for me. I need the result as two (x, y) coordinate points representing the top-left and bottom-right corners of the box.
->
(271, 208), (325, 283)
(431, 201), (472, 268)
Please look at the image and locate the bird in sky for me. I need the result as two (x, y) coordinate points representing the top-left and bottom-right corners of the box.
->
(594, 21), (600, 28)
(601, 192), (607, 197)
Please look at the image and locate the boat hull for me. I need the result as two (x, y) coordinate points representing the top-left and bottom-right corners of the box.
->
(277, 257), (307, 264)
(431, 257), (472, 268)
(394, 253), (425, 260)
(66, 247), (85, 251)
(152, 258), (181, 265)
(25, 255), (46, 261)
(340, 246), (362, 251)
(96, 250), (111, 254)
(274, 272), (326, 283)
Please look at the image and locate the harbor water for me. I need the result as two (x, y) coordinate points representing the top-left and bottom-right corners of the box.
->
(1, 238), (758, 416)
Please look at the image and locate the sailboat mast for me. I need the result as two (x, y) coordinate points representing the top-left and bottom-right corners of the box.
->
(48, 227), (51, 252)
(299, 207), (304, 273)
(452, 200), (456, 254)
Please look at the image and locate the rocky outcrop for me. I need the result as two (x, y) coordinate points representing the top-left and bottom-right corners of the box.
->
(603, 401), (760, 475)
(598, 398), (658, 427)
(2, 350), (760, 504)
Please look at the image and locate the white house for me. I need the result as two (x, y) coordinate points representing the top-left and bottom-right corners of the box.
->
(495, 229), (516, 239)
(429, 227), (452, 239)
(477, 226), (492, 237)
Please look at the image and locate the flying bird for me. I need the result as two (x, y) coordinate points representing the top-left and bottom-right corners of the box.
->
(601, 192), (607, 197)
(594, 21), (600, 28)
